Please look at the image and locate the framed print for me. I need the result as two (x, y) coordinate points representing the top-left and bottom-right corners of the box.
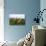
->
(9, 14), (25, 25)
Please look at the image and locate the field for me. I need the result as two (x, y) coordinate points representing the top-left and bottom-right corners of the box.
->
(9, 18), (25, 25)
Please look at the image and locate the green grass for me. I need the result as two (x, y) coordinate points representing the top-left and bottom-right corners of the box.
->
(9, 18), (25, 25)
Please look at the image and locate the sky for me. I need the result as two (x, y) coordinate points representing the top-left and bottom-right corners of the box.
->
(9, 14), (25, 19)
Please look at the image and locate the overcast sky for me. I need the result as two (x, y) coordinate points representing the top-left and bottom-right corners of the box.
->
(9, 14), (25, 19)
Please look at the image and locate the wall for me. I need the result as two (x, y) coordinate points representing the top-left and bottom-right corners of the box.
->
(0, 0), (4, 42)
(40, 0), (46, 27)
(4, 0), (40, 42)
(40, 0), (46, 45)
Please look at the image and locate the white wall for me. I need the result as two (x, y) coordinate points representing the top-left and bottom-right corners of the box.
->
(40, 0), (46, 27)
(0, 0), (4, 42)
(40, 0), (46, 45)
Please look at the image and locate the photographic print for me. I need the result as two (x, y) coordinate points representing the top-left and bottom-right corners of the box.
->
(9, 14), (25, 25)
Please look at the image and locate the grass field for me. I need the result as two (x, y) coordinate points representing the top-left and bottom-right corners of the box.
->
(9, 18), (25, 25)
